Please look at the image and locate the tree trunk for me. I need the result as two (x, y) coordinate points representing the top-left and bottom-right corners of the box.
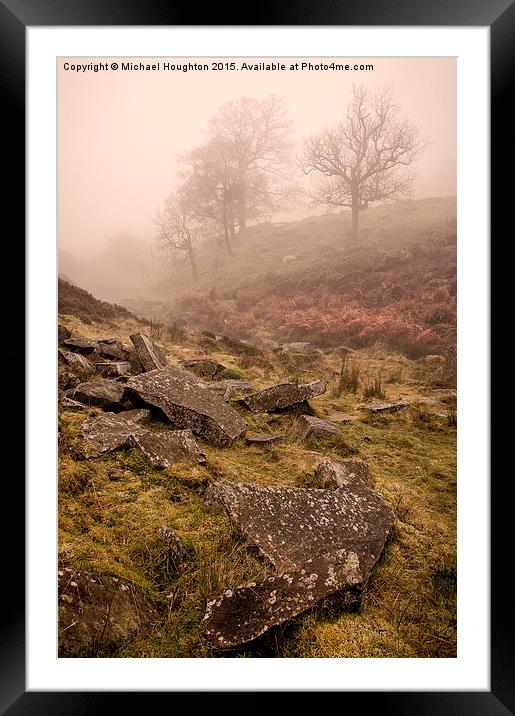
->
(223, 224), (233, 256)
(188, 246), (198, 282)
(237, 180), (247, 234)
(350, 202), (360, 242)
(223, 192), (233, 256)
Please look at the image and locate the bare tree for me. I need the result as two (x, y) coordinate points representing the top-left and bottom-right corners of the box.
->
(300, 85), (426, 241)
(208, 95), (293, 232)
(180, 138), (238, 256)
(153, 189), (199, 281)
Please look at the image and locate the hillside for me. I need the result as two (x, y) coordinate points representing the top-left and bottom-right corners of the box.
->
(59, 278), (145, 326)
(130, 197), (456, 358)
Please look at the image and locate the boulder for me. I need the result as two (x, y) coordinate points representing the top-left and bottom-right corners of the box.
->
(362, 401), (409, 413)
(71, 379), (129, 412)
(281, 342), (320, 355)
(125, 365), (246, 447)
(179, 359), (226, 380)
(96, 338), (129, 361)
(81, 412), (143, 457)
(58, 368), (80, 391)
(96, 361), (132, 378)
(203, 480), (394, 574)
(129, 333), (167, 372)
(58, 567), (158, 657)
(300, 415), (340, 440)
(316, 458), (373, 490)
(58, 350), (97, 377)
(130, 429), (206, 467)
(61, 396), (87, 410)
(118, 408), (152, 424)
(204, 551), (361, 651)
(208, 380), (257, 402)
(58, 324), (71, 345)
(240, 380), (326, 413)
(245, 434), (284, 446)
(62, 332), (97, 355)
(203, 480), (394, 650)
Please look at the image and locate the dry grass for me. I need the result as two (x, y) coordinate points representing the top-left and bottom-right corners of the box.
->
(58, 316), (456, 658)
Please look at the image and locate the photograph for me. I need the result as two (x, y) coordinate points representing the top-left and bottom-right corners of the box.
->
(56, 56), (457, 659)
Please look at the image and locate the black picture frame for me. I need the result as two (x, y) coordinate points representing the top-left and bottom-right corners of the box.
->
(9, 0), (505, 712)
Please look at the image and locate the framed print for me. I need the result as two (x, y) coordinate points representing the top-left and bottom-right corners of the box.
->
(7, 0), (506, 710)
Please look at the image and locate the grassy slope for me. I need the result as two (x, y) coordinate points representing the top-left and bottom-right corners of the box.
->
(59, 278), (145, 326)
(131, 197), (456, 357)
(58, 313), (456, 658)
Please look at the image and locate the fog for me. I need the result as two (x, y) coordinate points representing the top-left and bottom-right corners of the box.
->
(58, 57), (455, 302)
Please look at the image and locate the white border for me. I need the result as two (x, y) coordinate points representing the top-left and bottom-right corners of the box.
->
(27, 27), (489, 691)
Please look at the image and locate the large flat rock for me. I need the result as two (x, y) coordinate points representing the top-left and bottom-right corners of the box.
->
(125, 365), (246, 447)
(203, 479), (394, 650)
(129, 333), (168, 372)
(204, 551), (361, 650)
(362, 401), (409, 413)
(81, 413), (144, 457)
(71, 379), (130, 412)
(130, 429), (206, 467)
(240, 380), (326, 413)
(300, 415), (340, 440)
(316, 458), (373, 491)
(203, 480), (394, 575)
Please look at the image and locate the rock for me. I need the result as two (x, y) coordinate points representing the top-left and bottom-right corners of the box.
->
(300, 415), (340, 440)
(118, 408), (152, 424)
(129, 333), (167, 372)
(208, 380), (257, 402)
(61, 397), (87, 410)
(96, 338), (129, 361)
(245, 434), (284, 446)
(204, 551), (362, 651)
(179, 359), (226, 380)
(58, 568), (158, 657)
(156, 526), (188, 570)
(125, 349), (143, 375)
(62, 332), (97, 355)
(125, 365), (246, 447)
(203, 480), (394, 574)
(71, 379), (130, 412)
(203, 480), (394, 650)
(96, 361), (132, 378)
(362, 401), (409, 413)
(58, 368), (80, 391)
(58, 350), (97, 377)
(316, 458), (373, 490)
(281, 342), (320, 355)
(361, 435), (373, 442)
(240, 380), (326, 413)
(81, 412), (143, 457)
(130, 429), (206, 467)
(58, 324), (71, 345)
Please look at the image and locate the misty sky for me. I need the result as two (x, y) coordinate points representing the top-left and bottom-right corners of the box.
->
(58, 57), (455, 260)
